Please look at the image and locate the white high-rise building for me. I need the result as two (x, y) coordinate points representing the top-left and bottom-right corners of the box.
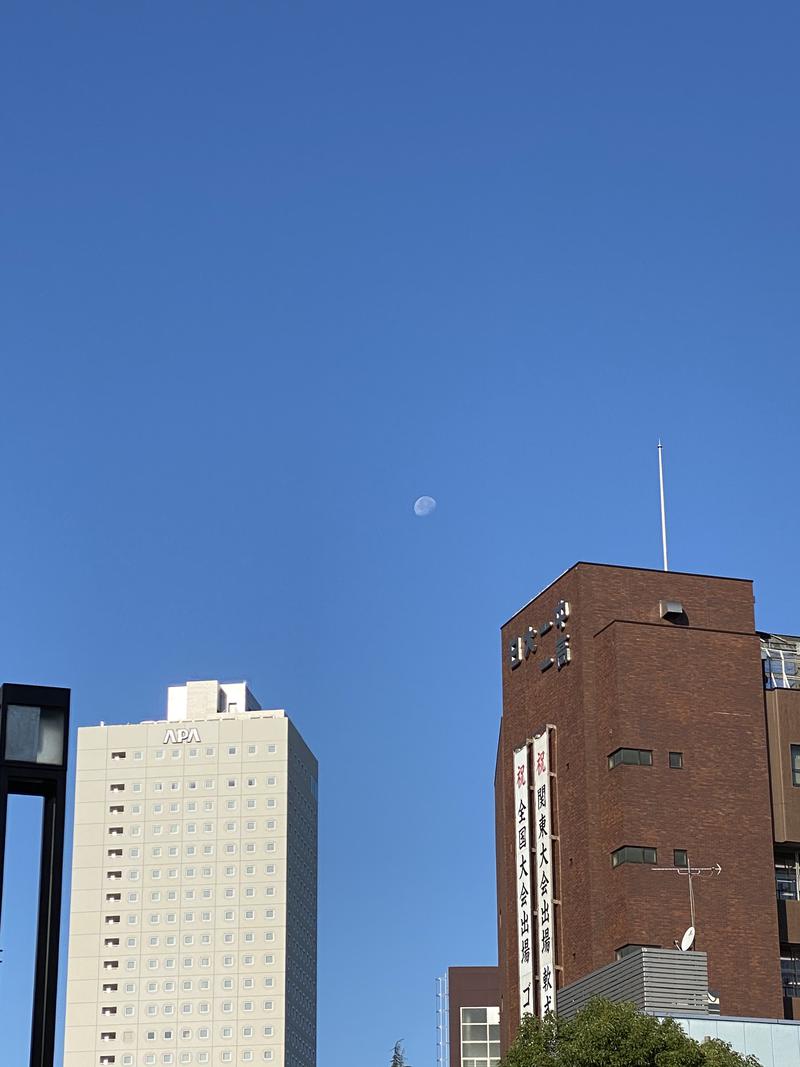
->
(64, 680), (317, 1067)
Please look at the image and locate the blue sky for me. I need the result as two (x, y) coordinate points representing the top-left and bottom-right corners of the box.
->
(1, 2), (799, 1064)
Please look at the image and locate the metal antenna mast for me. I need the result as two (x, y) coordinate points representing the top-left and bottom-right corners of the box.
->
(436, 973), (449, 1067)
(651, 854), (722, 944)
(658, 440), (669, 571)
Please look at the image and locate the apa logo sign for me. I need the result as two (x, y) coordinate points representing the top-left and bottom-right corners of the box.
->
(163, 727), (201, 744)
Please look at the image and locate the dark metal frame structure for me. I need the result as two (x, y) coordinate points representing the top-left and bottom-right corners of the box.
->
(0, 683), (70, 1067)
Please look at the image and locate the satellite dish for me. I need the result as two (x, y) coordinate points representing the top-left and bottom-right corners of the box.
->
(680, 926), (696, 952)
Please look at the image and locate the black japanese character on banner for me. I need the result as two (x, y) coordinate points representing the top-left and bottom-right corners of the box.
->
(540, 899), (550, 925)
(537, 785), (546, 810)
(519, 883), (529, 909)
(520, 911), (530, 936)
(521, 938), (530, 964)
(541, 927), (551, 954)
(539, 841), (549, 866)
(522, 984), (531, 1010)
(542, 965), (552, 991)
(518, 826), (527, 851)
(543, 994), (552, 1014)
(538, 813), (547, 838)
(518, 799), (527, 825)
(519, 855), (528, 878)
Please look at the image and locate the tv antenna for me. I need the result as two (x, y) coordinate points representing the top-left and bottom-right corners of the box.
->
(651, 854), (722, 944)
(658, 439), (669, 571)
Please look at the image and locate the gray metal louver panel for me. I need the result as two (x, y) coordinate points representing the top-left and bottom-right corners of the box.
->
(557, 949), (709, 1019)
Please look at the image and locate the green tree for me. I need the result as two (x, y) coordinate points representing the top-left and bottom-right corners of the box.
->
(501, 999), (762, 1067)
(390, 1040), (408, 1067)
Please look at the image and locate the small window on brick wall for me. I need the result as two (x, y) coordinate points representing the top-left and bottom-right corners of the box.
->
(669, 751), (683, 769)
(612, 846), (657, 868)
(608, 748), (652, 769)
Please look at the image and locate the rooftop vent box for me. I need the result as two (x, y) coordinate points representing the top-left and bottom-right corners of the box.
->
(660, 600), (688, 624)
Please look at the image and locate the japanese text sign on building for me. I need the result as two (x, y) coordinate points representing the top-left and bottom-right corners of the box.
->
(533, 729), (556, 1017)
(510, 600), (571, 672)
(513, 744), (534, 1021)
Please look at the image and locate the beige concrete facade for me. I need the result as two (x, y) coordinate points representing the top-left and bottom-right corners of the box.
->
(64, 681), (317, 1067)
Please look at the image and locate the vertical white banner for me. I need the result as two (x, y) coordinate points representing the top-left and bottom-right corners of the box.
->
(533, 729), (555, 1016)
(513, 744), (534, 1020)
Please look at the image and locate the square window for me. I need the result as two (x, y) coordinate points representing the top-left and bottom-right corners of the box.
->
(669, 751), (684, 770)
(674, 849), (688, 868)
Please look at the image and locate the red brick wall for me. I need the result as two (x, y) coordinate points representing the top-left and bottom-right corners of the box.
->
(496, 564), (783, 1051)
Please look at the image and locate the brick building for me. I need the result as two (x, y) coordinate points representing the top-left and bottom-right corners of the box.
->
(445, 967), (500, 1067)
(495, 562), (800, 1051)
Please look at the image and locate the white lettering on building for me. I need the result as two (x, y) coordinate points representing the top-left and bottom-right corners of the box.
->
(163, 727), (201, 744)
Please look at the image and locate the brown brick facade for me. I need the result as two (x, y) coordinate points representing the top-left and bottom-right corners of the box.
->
(447, 966), (500, 1067)
(495, 563), (784, 1051)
